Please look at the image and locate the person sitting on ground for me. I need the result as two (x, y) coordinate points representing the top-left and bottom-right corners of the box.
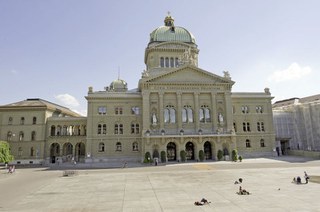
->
(292, 177), (296, 183)
(296, 176), (302, 184)
(234, 178), (243, 184)
(237, 186), (250, 195)
(201, 198), (211, 204)
(194, 201), (203, 206)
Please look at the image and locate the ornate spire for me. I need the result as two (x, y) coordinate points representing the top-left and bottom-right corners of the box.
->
(164, 12), (174, 27)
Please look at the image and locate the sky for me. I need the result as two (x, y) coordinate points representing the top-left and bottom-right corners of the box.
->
(1, 0), (319, 116)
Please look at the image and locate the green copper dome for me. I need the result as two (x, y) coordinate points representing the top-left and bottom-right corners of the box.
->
(149, 15), (196, 44)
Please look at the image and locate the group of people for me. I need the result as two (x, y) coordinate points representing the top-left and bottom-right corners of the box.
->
(293, 171), (309, 184)
(237, 186), (250, 195)
(194, 198), (211, 206)
(235, 178), (250, 195)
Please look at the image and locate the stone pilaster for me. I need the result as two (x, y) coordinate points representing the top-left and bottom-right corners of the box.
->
(177, 91), (182, 130)
(194, 92), (200, 131)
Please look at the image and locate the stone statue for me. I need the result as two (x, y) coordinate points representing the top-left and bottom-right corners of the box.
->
(218, 113), (224, 123)
(152, 113), (157, 125)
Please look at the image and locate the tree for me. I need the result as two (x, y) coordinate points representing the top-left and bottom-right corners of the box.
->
(198, 150), (204, 162)
(231, 149), (238, 162)
(0, 141), (14, 164)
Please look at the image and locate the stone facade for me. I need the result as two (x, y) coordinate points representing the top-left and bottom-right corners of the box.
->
(0, 15), (276, 165)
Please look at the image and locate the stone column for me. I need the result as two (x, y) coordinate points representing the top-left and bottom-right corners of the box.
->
(177, 91), (182, 130)
(159, 92), (164, 130)
(142, 91), (150, 132)
(194, 92), (200, 131)
(211, 93), (217, 131)
(224, 92), (233, 132)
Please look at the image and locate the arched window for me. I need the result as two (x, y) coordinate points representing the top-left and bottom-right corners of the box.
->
(132, 142), (138, 151)
(182, 108), (187, 123)
(50, 126), (56, 136)
(164, 105), (176, 123)
(246, 139), (251, 148)
(103, 124), (107, 134)
(182, 106), (193, 123)
(33, 117), (37, 125)
(160, 57), (164, 67)
(131, 123), (140, 134)
(99, 142), (105, 152)
(115, 124), (123, 134)
(31, 131), (36, 141)
(7, 131), (12, 141)
(19, 131), (24, 141)
(170, 57), (174, 67)
(243, 122), (251, 132)
(8, 117), (13, 125)
(30, 147), (34, 156)
(175, 57), (179, 67)
(116, 142), (122, 151)
(20, 117), (25, 125)
(165, 57), (169, 67)
(199, 105), (211, 123)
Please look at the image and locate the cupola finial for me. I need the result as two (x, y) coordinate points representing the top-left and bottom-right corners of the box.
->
(164, 12), (174, 27)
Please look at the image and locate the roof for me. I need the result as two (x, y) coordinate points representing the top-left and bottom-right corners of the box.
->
(0, 98), (81, 117)
(149, 15), (196, 44)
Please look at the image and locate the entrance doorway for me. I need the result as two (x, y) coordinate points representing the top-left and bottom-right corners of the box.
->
(185, 142), (194, 160)
(204, 141), (212, 160)
(167, 142), (176, 161)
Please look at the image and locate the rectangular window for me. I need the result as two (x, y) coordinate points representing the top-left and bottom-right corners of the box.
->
(115, 107), (123, 115)
(131, 107), (140, 115)
(98, 106), (106, 115)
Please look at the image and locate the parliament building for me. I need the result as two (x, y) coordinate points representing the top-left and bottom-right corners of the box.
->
(0, 15), (276, 165)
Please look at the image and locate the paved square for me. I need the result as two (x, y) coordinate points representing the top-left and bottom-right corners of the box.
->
(1, 156), (320, 212)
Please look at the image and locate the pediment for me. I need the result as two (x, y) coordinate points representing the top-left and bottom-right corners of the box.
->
(142, 66), (234, 85)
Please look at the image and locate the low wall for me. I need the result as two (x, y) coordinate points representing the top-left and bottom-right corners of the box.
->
(288, 150), (320, 159)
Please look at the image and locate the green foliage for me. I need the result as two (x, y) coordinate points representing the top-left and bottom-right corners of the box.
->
(198, 150), (204, 162)
(0, 141), (14, 163)
(160, 151), (166, 163)
(144, 152), (152, 163)
(231, 149), (238, 162)
(238, 155), (243, 162)
(180, 150), (186, 162)
(217, 149), (223, 161)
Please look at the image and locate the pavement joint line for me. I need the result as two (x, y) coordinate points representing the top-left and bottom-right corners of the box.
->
(147, 175), (164, 212)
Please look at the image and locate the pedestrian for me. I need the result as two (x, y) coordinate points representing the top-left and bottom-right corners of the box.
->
(304, 171), (309, 184)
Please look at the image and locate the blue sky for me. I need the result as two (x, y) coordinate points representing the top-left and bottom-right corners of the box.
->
(1, 0), (319, 115)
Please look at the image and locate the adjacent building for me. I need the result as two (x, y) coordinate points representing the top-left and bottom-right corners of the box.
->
(273, 94), (320, 156)
(0, 15), (276, 165)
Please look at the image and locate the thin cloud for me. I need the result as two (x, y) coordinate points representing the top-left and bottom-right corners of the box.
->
(55, 93), (80, 108)
(10, 69), (18, 75)
(268, 63), (312, 83)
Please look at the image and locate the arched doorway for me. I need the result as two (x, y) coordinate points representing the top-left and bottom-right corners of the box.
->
(50, 143), (60, 163)
(185, 142), (195, 160)
(62, 143), (73, 157)
(204, 141), (212, 160)
(167, 142), (176, 161)
(75, 142), (85, 162)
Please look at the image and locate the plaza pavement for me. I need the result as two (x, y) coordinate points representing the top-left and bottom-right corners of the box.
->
(1, 156), (320, 212)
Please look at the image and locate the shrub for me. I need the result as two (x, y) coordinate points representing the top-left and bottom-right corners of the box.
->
(180, 150), (186, 162)
(160, 151), (166, 163)
(232, 149), (238, 162)
(199, 150), (204, 162)
(217, 149), (223, 161)
(0, 141), (14, 163)
(144, 152), (152, 163)
(239, 155), (243, 162)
